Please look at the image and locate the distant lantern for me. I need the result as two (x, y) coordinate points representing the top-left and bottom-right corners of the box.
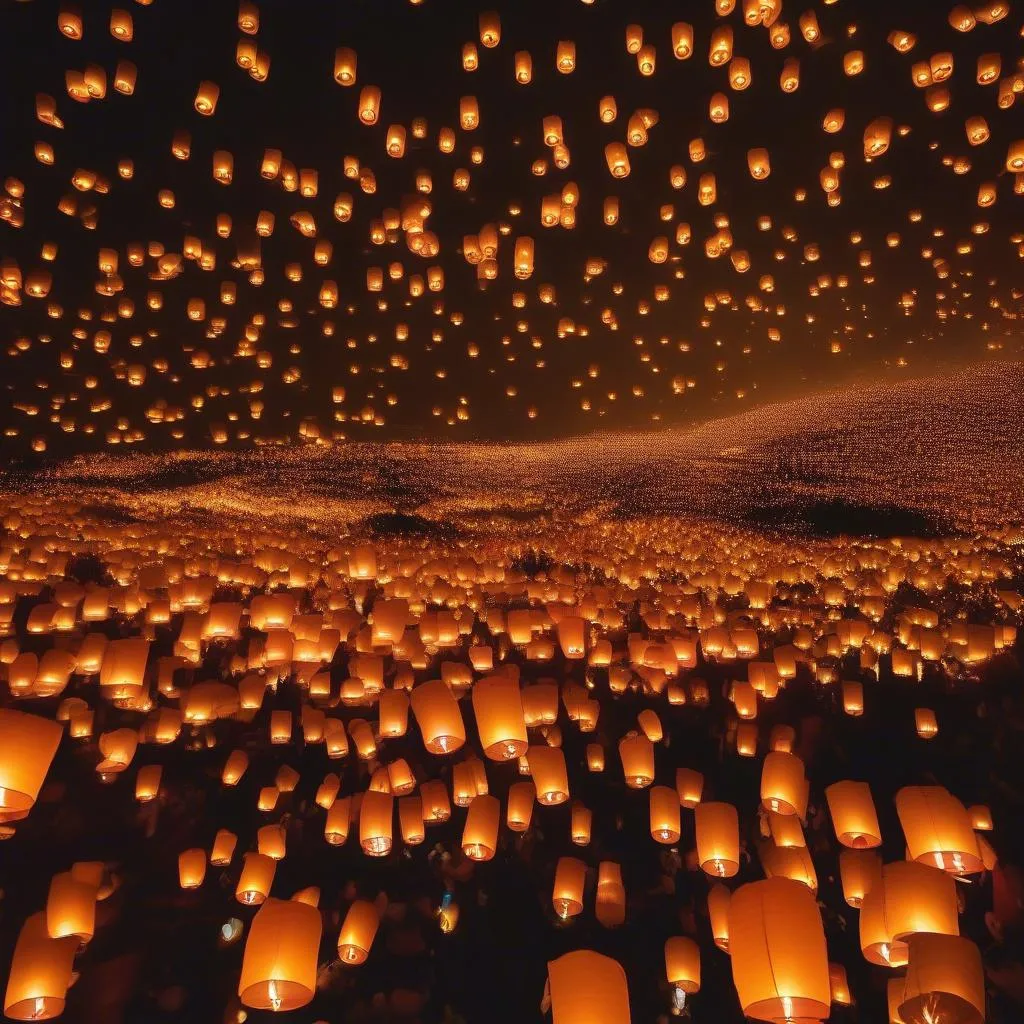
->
(358, 86), (381, 125)
(194, 81), (220, 115)
(334, 47), (357, 86)
(178, 849), (207, 889)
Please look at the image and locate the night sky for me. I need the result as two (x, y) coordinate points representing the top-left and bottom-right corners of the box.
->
(1, 0), (1022, 451)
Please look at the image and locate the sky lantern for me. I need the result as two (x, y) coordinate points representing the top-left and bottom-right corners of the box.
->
(729, 878), (831, 1023)
(3, 913), (78, 1021)
(547, 951), (630, 1024)
(895, 786), (983, 874)
(898, 934), (985, 1024)
(826, 781), (882, 848)
(859, 861), (959, 967)
(338, 900), (379, 964)
(0, 709), (62, 823)
(238, 898), (321, 1012)
(472, 674), (527, 760)
(695, 802), (740, 877)
(411, 679), (466, 753)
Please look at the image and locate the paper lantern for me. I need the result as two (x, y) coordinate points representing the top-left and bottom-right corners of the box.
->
(528, 745), (569, 805)
(828, 963), (852, 1006)
(462, 794), (500, 861)
(556, 616), (586, 658)
(359, 789), (393, 856)
(178, 848), (207, 889)
(419, 780), (451, 824)
(895, 786), (982, 874)
(759, 841), (818, 892)
(258, 824), (287, 861)
(0, 710), (63, 822)
(236, 852), (276, 906)
(411, 680), (466, 754)
(399, 795), (425, 845)
(665, 936), (700, 994)
(839, 849), (882, 908)
(553, 856), (587, 919)
(473, 674), (527, 760)
(860, 861), (959, 967)
(222, 749), (249, 786)
(676, 767), (703, 808)
(338, 900), (379, 964)
(595, 862), (626, 928)
(619, 732), (655, 788)
(3, 912), (77, 1021)
(507, 779), (535, 831)
(547, 950), (631, 1024)
(650, 785), (681, 844)
(238, 898), (321, 1011)
(826, 781), (882, 848)
(325, 797), (352, 845)
(968, 805), (993, 831)
(211, 829), (238, 866)
(730, 877), (830, 1023)
(898, 934), (984, 1024)
(696, 802), (740, 877)
(708, 883), (731, 951)
(760, 752), (807, 816)
(45, 871), (96, 944)
(915, 707), (938, 739)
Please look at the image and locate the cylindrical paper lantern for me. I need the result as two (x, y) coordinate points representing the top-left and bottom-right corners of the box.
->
(236, 852), (276, 906)
(3, 912), (78, 1020)
(547, 950), (631, 1024)
(0, 709), (63, 822)
(696, 802), (740, 877)
(826, 781), (882, 848)
(898, 934), (984, 1024)
(552, 856), (587, 918)
(337, 900), (379, 964)
(729, 877), (830, 1023)
(238, 898), (321, 1011)
(473, 674), (527, 760)
(462, 794), (500, 861)
(359, 789), (394, 856)
(665, 936), (701, 993)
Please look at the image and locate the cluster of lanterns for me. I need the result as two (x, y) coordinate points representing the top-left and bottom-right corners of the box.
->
(1, 0), (1023, 449)
(0, 483), (1020, 1021)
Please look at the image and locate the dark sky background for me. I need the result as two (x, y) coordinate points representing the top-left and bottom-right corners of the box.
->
(1, 0), (1022, 453)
